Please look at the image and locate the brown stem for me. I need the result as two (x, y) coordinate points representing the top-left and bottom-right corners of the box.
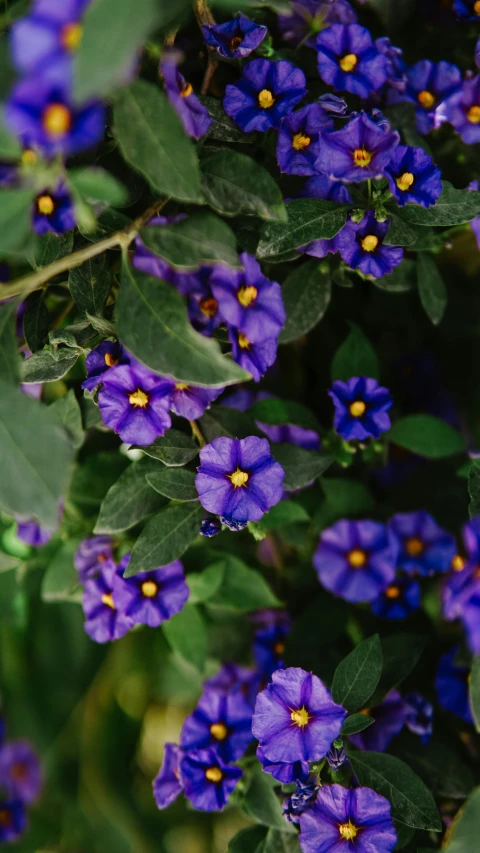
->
(194, 0), (218, 95)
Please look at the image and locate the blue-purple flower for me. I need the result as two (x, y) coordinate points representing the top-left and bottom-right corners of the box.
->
(74, 535), (116, 583)
(257, 745), (310, 783)
(388, 511), (456, 577)
(200, 517), (222, 538)
(114, 554), (189, 628)
(326, 741), (347, 771)
(0, 740), (42, 804)
(313, 519), (397, 603)
(435, 648), (473, 724)
(0, 800), (27, 844)
(229, 330), (278, 383)
(205, 662), (261, 708)
(316, 24), (388, 99)
(153, 743), (184, 809)
(33, 182), (75, 235)
(223, 58), (307, 132)
(461, 592), (480, 654)
(82, 565), (134, 644)
(170, 383), (223, 420)
(196, 436), (284, 525)
(336, 211), (404, 278)
(10, 0), (89, 74)
(315, 112), (399, 182)
(202, 13), (267, 59)
(299, 784), (397, 853)
(180, 748), (242, 811)
(277, 0), (357, 48)
(399, 59), (462, 135)
(277, 103), (333, 176)
(82, 342), (129, 392)
(16, 517), (54, 547)
(440, 75), (480, 144)
(375, 37), (406, 93)
(258, 423), (321, 450)
(350, 690), (406, 752)
(404, 692), (433, 744)
(284, 777), (318, 824)
(329, 376), (393, 441)
(454, 0), (480, 18)
(252, 667), (346, 763)
(160, 51), (212, 140)
(181, 690), (253, 763)
(98, 363), (173, 446)
(385, 145), (442, 207)
(371, 576), (421, 620)
(253, 616), (290, 676)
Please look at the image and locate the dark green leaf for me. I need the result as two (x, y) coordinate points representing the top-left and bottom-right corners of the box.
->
(113, 79), (203, 203)
(28, 231), (74, 268)
(257, 501), (310, 532)
(372, 259), (416, 293)
(332, 635), (383, 712)
(23, 294), (49, 353)
(200, 150), (286, 221)
(49, 390), (85, 451)
(469, 656), (480, 733)
(392, 737), (474, 800)
(331, 324), (380, 381)
(21, 348), (80, 383)
(272, 444), (332, 491)
(41, 539), (82, 603)
(257, 199), (348, 260)
(199, 405), (262, 442)
(373, 634), (427, 704)
(347, 749), (442, 831)
(279, 259), (331, 343)
(400, 183), (480, 226)
(384, 212), (419, 247)
(0, 111), (22, 159)
(187, 563), (225, 605)
(228, 827), (268, 853)
(209, 555), (282, 611)
(248, 399), (320, 432)
(68, 168), (128, 207)
(162, 603), (208, 673)
(389, 415), (465, 459)
(116, 264), (248, 387)
(319, 479), (375, 525)
(240, 768), (296, 832)
(125, 503), (204, 576)
(469, 460), (480, 517)
(0, 188), (36, 253)
(443, 787), (480, 853)
(69, 451), (128, 516)
(341, 713), (375, 736)
(140, 211), (239, 270)
(134, 429), (199, 467)
(201, 96), (255, 144)
(86, 313), (116, 337)
(417, 253), (447, 325)
(0, 299), (20, 384)
(146, 468), (198, 502)
(94, 458), (166, 534)
(263, 829), (301, 853)
(69, 255), (112, 316)
(393, 821), (414, 851)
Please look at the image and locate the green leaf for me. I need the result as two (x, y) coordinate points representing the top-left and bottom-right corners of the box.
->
(140, 211), (239, 270)
(187, 563), (225, 605)
(209, 555), (282, 611)
(0, 111), (22, 159)
(69, 254), (112, 316)
(263, 829), (301, 853)
(200, 149), (286, 221)
(23, 294), (49, 353)
(331, 324), (380, 381)
(199, 405), (262, 442)
(373, 634), (427, 704)
(21, 348), (80, 383)
(392, 737), (474, 800)
(116, 264), (248, 387)
(41, 539), (82, 603)
(443, 787), (480, 853)
(341, 713), (375, 736)
(469, 656), (480, 733)
(272, 444), (332, 491)
(27, 230), (74, 269)
(389, 415), (465, 459)
(320, 478), (375, 525)
(124, 503), (204, 576)
(279, 259), (332, 344)
(0, 379), (74, 527)
(94, 458), (166, 534)
(74, 0), (162, 101)
(146, 468), (198, 502)
(113, 79), (203, 203)
(257, 501), (310, 532)
(49, 390), (85, 451)
(0, 299), (20, 384)
(384, 212), (419, 247)
(372, 258), (416, 293)
(240, 768), (296, 832)
(162, 603), (208, 673)
(469, 460), (480, 517)
(68, 167), (128, 207)
(0, 188), (36, 253)
(69, 451), (128, 517)
(248, 398), (320, 432)
(134, 429), (199, 467)
(256, 199), (348, 260)
(331, 635), (383, 712)
(228, 827), (268, 853)
(200, 96), (255, 145)
(399, 183), (480, 226)
(417, 253), (447, 325)
(347, 749), (442, 831)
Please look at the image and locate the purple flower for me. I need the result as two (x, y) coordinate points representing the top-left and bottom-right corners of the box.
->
(229, 329), (278, 383)
(315, 113), (399, 182)
(284, 777), (319, 824)
(0, 740), (42, 804)
(180, 748), (242, 811)
(253, 619), (290, 676)
(463, 514), (480, 557)
(202, 13), (267, 59)
(375, 37), (406, 92)
(388, 511), (456, 577)
(195, 436), (284, 525)
(223, 58), (307, 133)
(404, 692), (433, 744)
(210, 252), (285, 342)
(399, 59), (462, 135)
(336, 211), (404, 278)
(316, 24), (388, 99)
(82, 342), (130, 392)
(132, 215), (187, 282)
(0, 800), (27, 844)
(5, 76), (105, 157)
(371, 576), (421, 620)
(16, 518), (54, 547)
(277, 103), (333, 176)
(170, 383), (223, 420)
(98, 363), (173, 446)
(350, 690), (406, 752)
(442, 559), (480, 622)
(74, 535), (116, 583)
(160, 51), (212, 140)
(329, 376), (393, 441)
(453, 0), (480, 20)
(313, 519), (397, 604)
(114, 554), (189, 628)
(259, 423), (321, 450)
(205, 663), (261, 708)
(326, 741), (347, 771)
(440, 74), (480, 144)
(462, 593), (480, 654)
(181, 689), (253, 763)
(10, 0), (89, 74)
(252, 667), (346, 763)
(200, 517), (222, 538)
(298, 174), (352, 258)
(278, 0), (357, 48)
(33, 182), (75, 235)
(385, 145), (442, 207)
(299, 784), (397, 853)
(82, 565), (134, 643)
(153, 744), (184, 809)
(257, 745), (310, 783)
(435, 647), (473, 724)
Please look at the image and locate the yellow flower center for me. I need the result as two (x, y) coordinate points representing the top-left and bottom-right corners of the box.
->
(258, 88), (275, 109)
(385, 584), (401, 599)
(61, 22), (83, 52)
(199, 297), (218, 317)
(418, 90), (435, 108)
(181, 82), (193, 98)
(475, 0), (480, 13)
(452, 554), (466, 572)
(128, 389), (149, 408)
(229, 468), (249, 488)
(396, 171), (415, 191)
(230, 35), (242, 50)
(361, 234), (379, 253)
(238, 333), (250, 350)
(205, 766), (223, 783)
(37, 194), (55, 215)
(175, 383), (189, 391)
(21, 148), (37, 165)
(274, 641), (285, 655)
(339, 821), (358, 840)
(349, 400), (366, 417)
(405, 536), (424, 556)
(467, 105), (480, 124)
(348, 549), (367, 568)
(141, 580), (158, 598)
(290, 706), (310, 727)
(42, 103), (72, 136)
(339, 53), (358, 72)
(353, 147), (372, 167)
(292, 132), (311, 150)
(210, 723), (228, 741)
(237, 285), (258, 307)
(101, 593), (115, 609)
(11, 763), (27, 781)
(104, 353), (118, 367)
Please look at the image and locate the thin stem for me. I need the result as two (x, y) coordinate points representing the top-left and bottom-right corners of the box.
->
(189, 419), (206, 448)
(194, 0), (218, 95)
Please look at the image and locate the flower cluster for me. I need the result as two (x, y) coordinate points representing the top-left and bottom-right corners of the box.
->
(0, 720), (42, 844)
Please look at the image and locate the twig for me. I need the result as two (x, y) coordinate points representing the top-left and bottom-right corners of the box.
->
(189, 419), (206, 447)
(194, 0), (218, 96)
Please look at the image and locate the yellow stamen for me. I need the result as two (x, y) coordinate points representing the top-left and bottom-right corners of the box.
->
(475, 0), (480, 13)
(181, 82), (193, 98)
(101, 593), (115, 609)
(230, 35), (242, 50)
(418, 90), (435, 108)
(21, 148), (37, 165)
(42, 103), (72, 136)
(210, 723), (228, 741)
(61, 22), (83, 52)
(258, 89), (275, 109)
(467, 105), (480, 124)
(290, 706), (310, 728)
(405, 537), (423, 556)
(385, 584), (400, 599)
(349, 400), (366, 417)
(361, 234), (379, 252)
(348, 549), (367, 568)
(396, 171), (415, 192)
(104, 353), (118, 367)
(37, 194), (55, 216)
(238, 333), (250, 349)
(274, 641), (285, 655)
(237, 285), (258, 307)
(360, 707), (371, 716)
(339, 821), (358, 840)
(229, 468), (249, 488)
(292, 132), (311, 150)
(339, 53), (357, 72)
(128, 389), (149, 408)
(175, 383), (189, 391)
(353, 147), (372, 167)
(141, 580), (158, 598)
(205, 766), (223, 783)
(452, 555), (466, 572)
(199, 297), (218, 317)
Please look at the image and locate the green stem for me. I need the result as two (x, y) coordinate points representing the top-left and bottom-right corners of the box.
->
(189, 419), (206, 447)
